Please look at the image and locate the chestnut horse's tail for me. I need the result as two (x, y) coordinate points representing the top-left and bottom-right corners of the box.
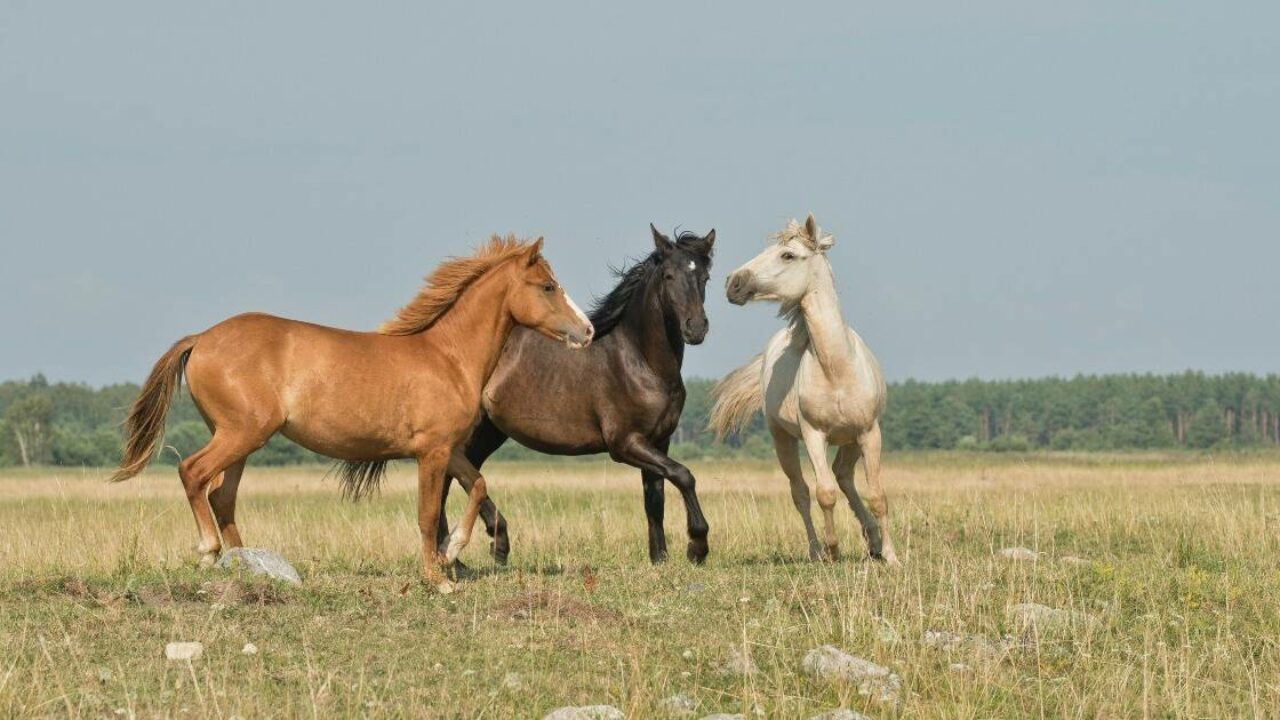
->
(110, 335), (199, 483)
(708, 352), (765, 440)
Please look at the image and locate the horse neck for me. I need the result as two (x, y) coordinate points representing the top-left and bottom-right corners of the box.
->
(619, 278), (683, 381)
(795, 259), (856, 384)
(419, 263), (518, 396)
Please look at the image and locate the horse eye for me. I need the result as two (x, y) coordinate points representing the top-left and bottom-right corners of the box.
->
(781, 252), (796, 261)
(542, 282), (555, 293)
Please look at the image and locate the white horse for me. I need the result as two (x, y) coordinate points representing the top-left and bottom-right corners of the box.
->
(709, 214), (897, 564)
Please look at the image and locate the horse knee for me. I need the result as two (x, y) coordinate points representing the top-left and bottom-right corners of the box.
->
(866, 495), (888, 519)
(815, 484), (839, 509)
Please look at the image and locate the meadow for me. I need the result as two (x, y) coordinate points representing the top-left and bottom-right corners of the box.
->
(2, 454), (1278, 718)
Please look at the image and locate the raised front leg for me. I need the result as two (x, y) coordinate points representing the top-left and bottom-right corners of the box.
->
(416, 448), (454, 594)
(799, 421), (841, 560)
(441, 448), (489, 564)
(641, 470), (669, 563)
(612, 434), (709, 564)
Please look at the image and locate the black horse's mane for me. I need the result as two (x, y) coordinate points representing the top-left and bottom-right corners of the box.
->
(587, 232), (709, 339)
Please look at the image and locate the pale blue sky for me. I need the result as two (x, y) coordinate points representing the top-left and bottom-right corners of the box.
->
(1, 2), (1276, 385)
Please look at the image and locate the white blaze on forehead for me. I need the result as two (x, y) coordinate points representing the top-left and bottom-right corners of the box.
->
(564, 291), (590, 326)
(687, 260), (696, 271)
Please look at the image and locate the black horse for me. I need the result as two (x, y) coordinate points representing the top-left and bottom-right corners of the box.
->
(440, 225), (715, 564)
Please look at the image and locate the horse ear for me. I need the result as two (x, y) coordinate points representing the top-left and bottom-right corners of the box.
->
(526, 236), (545, 266)
(700, 229), (716, 257)
(805, 214), (834, 252)
(651, 223), (674, 255)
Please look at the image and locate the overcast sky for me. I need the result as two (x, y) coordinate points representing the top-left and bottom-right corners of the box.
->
(1, 2), (1276, 386)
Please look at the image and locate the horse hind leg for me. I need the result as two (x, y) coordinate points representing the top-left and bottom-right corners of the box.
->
(179, 433), (262, 566)
(208, 458), (246, 549)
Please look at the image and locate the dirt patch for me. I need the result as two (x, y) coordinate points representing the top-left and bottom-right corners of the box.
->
(494, 590), (621, 624)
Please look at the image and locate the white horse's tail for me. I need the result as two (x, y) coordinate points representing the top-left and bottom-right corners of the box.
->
(709, 353), (765, 439)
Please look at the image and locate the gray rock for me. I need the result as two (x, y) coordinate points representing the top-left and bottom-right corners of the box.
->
(699, 715), (745, 720)
(164, 641), (203, 661)
(216, 548), (301, 585)
(922, 629), (1014, 662)
(543, 706), (624, 720)
(718, 645), (758, 677)
(808, 711), (870, 720)
(660, 694), (697, 716)
(502, 672), (522, 690)
(1008, 603), (1095, 634)
(998, 547), (1040, 562)
(874, 618), (900, 644)
(800, 645), (901, 703)
(241, 642), (258, 656)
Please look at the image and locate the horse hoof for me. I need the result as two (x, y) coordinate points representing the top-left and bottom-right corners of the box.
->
(686, 545), (707, 566)
(435, 579), (457, 595)
(198, 551), (219, 568)
(444, 528), (468, 563)
(490, 540), (510, 565)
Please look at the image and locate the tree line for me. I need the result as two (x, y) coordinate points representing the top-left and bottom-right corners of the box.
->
(2, 371), (1279, 468)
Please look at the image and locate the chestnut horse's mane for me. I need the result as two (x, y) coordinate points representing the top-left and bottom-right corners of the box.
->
(378, 234), (542, 336)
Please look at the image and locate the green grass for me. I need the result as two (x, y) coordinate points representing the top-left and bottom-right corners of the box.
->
(2, 458), (1278, 718)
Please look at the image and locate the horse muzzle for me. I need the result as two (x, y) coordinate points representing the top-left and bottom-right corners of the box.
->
(563, 322), (594, 349)
(682, 315), (709, 345)
(725, 271), (755, 306)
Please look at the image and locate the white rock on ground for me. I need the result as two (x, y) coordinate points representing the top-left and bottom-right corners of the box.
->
(241, 642), (258, 656)
(164, 642), (204, 661)
(502, 672), (522, 690)
(800, 645), (901, 703)
(718, 645), (758, 676)
(543, 706), (624, 720)
(998, 547), (1040, 562)
(659, 693), (697, 715)
(215, 548), (302, 584)
(809, 710), (871, 720)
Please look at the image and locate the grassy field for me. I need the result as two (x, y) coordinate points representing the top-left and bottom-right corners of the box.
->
(2, 454), (1279, 718)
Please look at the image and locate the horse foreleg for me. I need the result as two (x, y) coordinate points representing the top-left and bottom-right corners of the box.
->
(772, 425), (821, 561)
(833, 445), (881, 560)
(416, 448), (453, 593)
(799, 422), (840, 561)
(613, 434), (709, 564)
(442, 450), (489, 564)
(640, 470), (668, 563)
(858, 423), (899, 566)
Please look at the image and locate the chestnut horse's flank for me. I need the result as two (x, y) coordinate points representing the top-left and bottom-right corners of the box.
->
(111, 235), (593, 592)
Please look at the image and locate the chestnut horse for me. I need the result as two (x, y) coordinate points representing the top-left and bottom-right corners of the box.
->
(111, 236), (593, 592)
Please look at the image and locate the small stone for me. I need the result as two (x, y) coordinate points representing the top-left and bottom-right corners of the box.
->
(808, 711), (870, 720)
(922, 629), (1012, 663)
(543, 706), (624, 720)
(800, 645), (900, 703)
(949, 663), (972, 674)
(164, 642), (203, 661)
(718, 645), (758, 677)
(241, 642), (258, 656)
(1059, 555), (1090, 566)
(998, 547), (1040, 562)
(660, 693), (697, 715)
(503, 672), (523, 690)
(95, 667), (114, 683)
(684, 583), (706, 594)
(681, 649), (695, 661)
(433, 663), (445, 672)
(1008, 603), (1096, 635)
(215, 548), (302, 584)
(700, 715), (745, 720)
(874, 618), (901, 644)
